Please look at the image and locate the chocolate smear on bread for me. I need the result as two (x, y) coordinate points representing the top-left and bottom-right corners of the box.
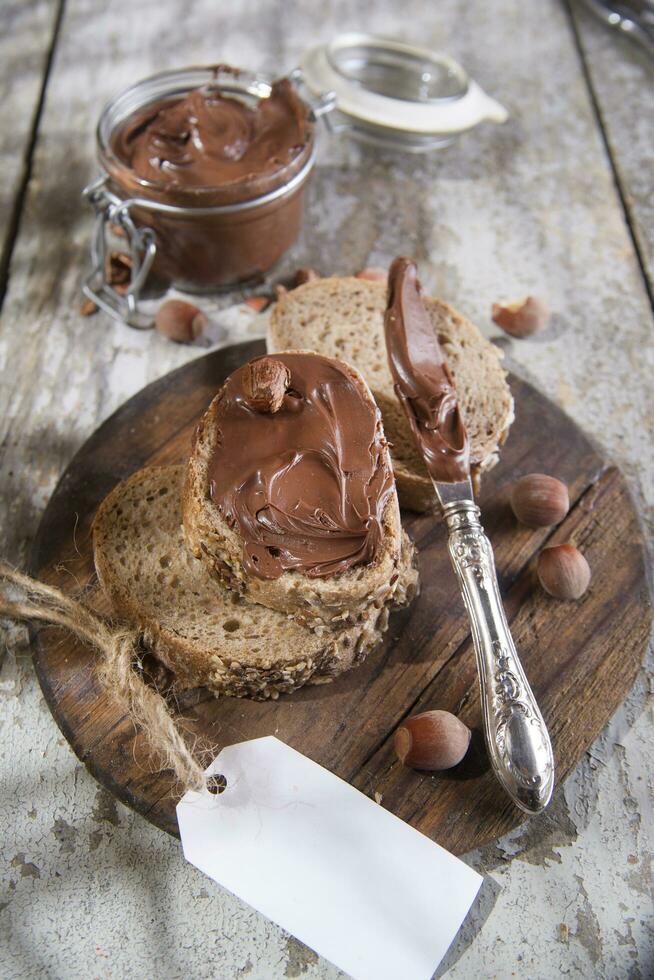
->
(385, 257), (470, 484)
(207, 353), (395, 579)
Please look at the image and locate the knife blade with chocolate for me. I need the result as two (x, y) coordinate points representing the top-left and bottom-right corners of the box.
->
(384, 257), (554, 813)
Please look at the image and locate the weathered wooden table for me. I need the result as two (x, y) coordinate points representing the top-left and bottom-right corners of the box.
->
(1, 1), (652, 977)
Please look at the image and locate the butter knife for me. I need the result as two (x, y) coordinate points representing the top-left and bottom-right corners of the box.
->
(434, 478), (554, 813)
(384, 257), (554, 813)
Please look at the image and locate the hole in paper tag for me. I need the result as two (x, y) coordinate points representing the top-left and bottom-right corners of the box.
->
(177, 736), (483, 980)
(206, 773), (227, 795)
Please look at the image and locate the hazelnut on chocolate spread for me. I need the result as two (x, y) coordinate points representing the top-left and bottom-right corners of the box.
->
(110, 77), (313, 205)
(384, 257), (470, 483)
(207, 353), (395, 580)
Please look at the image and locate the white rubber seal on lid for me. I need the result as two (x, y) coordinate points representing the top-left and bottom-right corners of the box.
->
(301, 33), (508, 136)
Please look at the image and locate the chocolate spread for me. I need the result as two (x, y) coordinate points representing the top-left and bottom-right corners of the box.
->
(111, 77), (312, 202)
(207, 353), (395, 580)
(384, 257), (470, 484)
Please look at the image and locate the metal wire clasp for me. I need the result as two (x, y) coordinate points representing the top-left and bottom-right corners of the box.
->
(82, 176), (157, 328)
(288, 67), (337, 122)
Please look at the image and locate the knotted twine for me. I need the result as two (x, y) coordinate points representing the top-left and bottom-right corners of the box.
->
(0, 561), (207, 793)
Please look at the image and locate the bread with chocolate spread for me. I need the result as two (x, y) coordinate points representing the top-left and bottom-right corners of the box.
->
(183, 351), (407, 628)
(93, 465), (418, 699)
(267, 277), (514, 512)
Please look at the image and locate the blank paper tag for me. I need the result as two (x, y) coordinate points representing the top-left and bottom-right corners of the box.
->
(177, 736), (482, 980)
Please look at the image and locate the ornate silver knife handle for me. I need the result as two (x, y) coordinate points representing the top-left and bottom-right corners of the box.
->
(443, 499), (555, 813)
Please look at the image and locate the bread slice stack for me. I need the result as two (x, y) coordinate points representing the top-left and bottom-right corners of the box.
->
(268, 277), (514, 511)
(183, 351), (406, 629)
(92, 351), (419, 700)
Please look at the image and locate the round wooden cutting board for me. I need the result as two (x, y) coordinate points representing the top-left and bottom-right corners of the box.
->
(30, 341), (651, 854)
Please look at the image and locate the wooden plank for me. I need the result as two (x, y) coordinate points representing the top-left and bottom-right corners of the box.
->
(0, 0), (62, 298)
(30, 346), (651, 852)
(568, 0), (654, 301)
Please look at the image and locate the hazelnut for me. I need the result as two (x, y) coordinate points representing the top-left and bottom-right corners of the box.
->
(356, 267), (387, 282)
(79, 296), (98, 317)
(394, 710), (471, 771)
(511, 473), (569, 527)
(295, 268), (320, 286)
(243, 357), (290, 413)
(492, 296), (549, 337)
(154, 300), (207, 343)
(537, 544), (591, 599)
(106, 251), (133, 294)
(244, 295), (270, 313)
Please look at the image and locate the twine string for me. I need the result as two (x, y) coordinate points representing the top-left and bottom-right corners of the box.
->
(0, 561), (206, 793)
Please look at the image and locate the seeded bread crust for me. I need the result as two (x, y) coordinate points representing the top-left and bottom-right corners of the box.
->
(268, 278), (515, 512)
(183, 350), (406, 628)
(92, 466), (419, 700)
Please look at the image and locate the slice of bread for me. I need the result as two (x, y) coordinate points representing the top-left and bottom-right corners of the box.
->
(93, 465), (419, 700)
(183, 350), (407, 629)
(268, 277), (515, 512)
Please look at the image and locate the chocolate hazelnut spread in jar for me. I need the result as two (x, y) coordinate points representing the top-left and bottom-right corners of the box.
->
(83, 66), (333, 326)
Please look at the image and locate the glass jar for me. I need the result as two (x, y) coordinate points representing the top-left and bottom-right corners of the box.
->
(83, 66), (334, 327)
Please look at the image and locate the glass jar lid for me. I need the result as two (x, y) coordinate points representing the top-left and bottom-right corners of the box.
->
(326, 35), (469, 103)
(301, 33), (508, 150)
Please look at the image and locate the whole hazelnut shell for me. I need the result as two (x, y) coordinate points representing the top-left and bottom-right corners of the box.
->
(511, 473), (569, 527)
(295, 268), (320, 286)
(394, 710), (471, 771)
(155, 300), (207, 343)
(537, 544), (591, 599)
(356, 267), (387, 282)
(244, 295), (270, 313)
(242, 356), (291, 413)
(492, 296), (549, 337)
